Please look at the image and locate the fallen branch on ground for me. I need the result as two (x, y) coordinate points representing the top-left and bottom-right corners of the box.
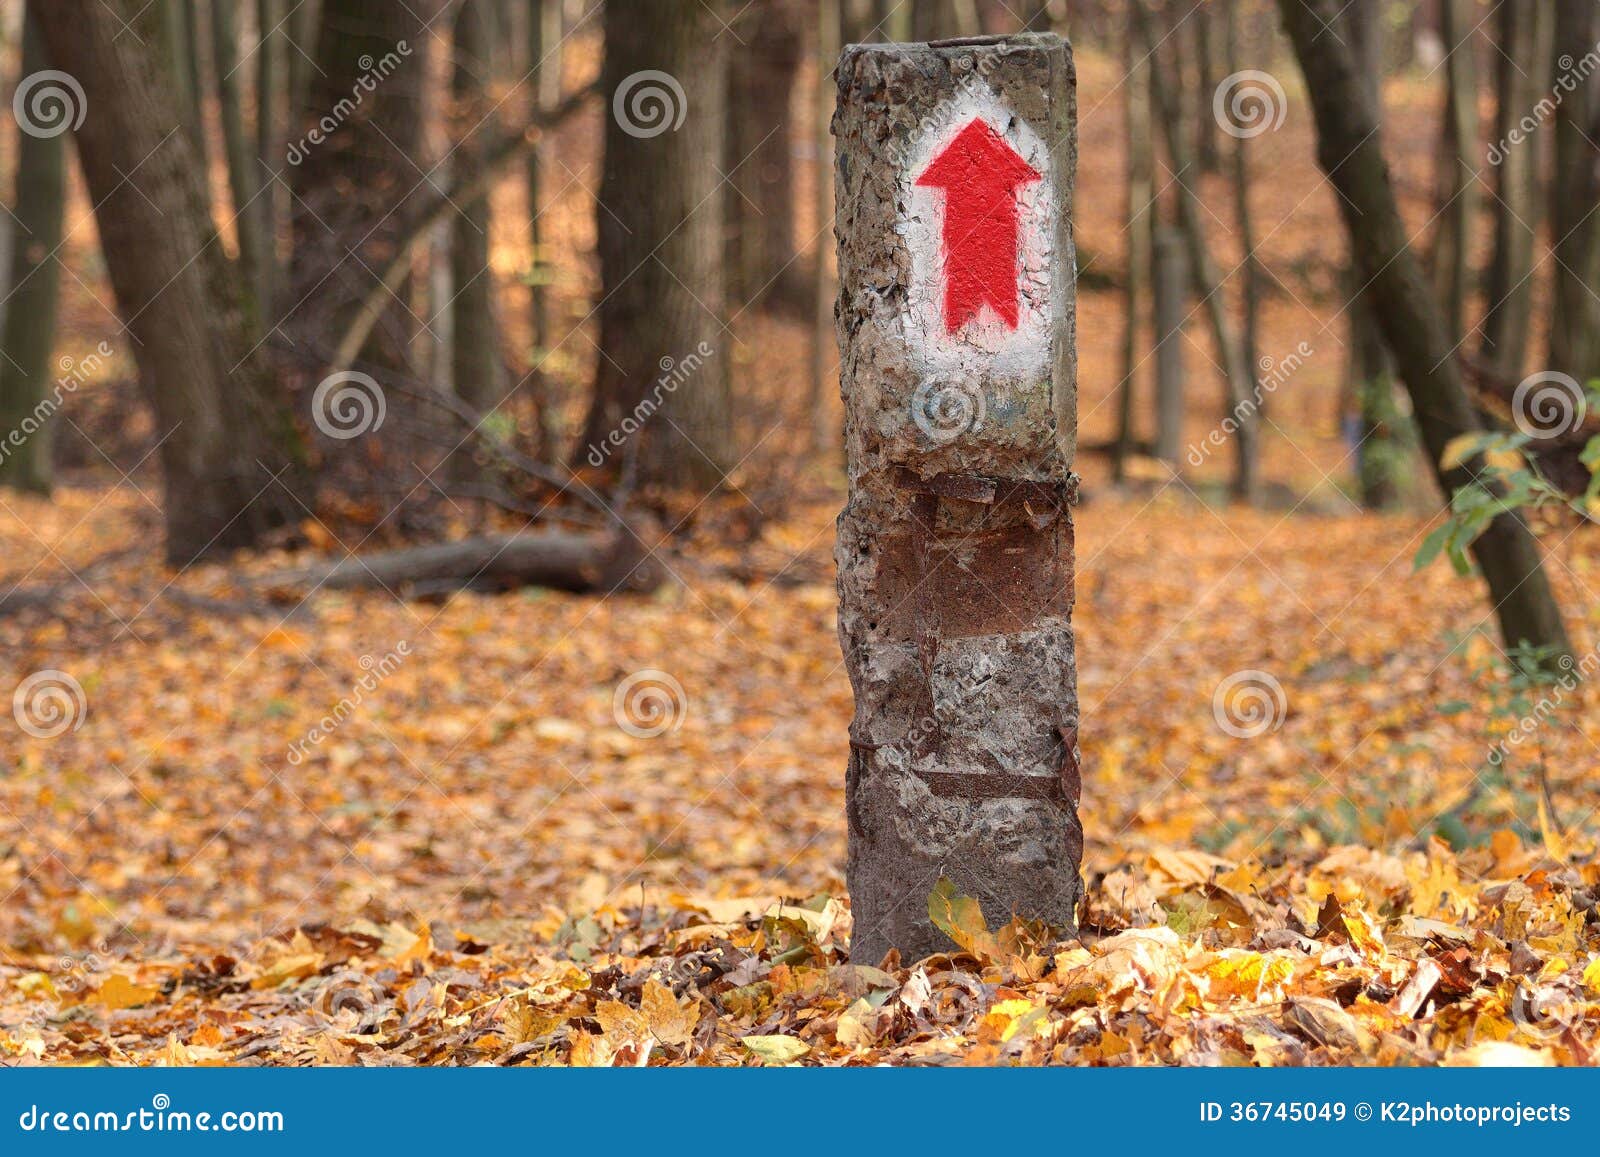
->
(261, 527), (664, 598)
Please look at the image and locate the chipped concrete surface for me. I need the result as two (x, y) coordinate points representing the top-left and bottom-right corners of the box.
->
(834, 34), (1082, 963)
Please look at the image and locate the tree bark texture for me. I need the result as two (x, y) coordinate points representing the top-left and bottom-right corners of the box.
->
(36, 0), (307, 564)
(1550, 0), (1600, 384)
(579, 0), (732, 489)
(726, 0), (805, 313)
(0, 5), (65, 495)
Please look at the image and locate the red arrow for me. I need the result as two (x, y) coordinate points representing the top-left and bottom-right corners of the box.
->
(915, 118), (1041, 334)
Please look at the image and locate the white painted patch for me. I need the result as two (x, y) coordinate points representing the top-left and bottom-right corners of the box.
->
(900, 86), (1055, 380)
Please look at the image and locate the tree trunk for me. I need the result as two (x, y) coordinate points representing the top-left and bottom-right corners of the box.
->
(912, 0), (979, 40)
(1430, 0), (1478, 341)
(1344, 0), (1401, 509)
(1114, 12), (1153, 484)
(1224, 0), (1259, 412)
(1194, 2), (1220, 174)
(287, 0), (435, 372)
(212, 0), (265, 312)
(526, 0), (561, 367)
(879, 0), (911, 42)
(578, 0), (732, 489)
(1479, 0), (1552, 377)
(1278, 0), (1571, 661)
(1139, 1), (1258, 503)
(450, 0), (499, 421)
(726, 0), (804, 314)
(1152, 225), (1186, 464)
(36, 0), (308, 564)
(1549, 0), (1600, 385)
(809, 0), (840, 452)
(163, 0), (213, 211)
(255, 0), (285, 311)
(0, 4), (65, 496)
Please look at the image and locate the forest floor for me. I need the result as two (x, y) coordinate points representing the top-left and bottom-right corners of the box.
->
(3, 39), (1600, 1065)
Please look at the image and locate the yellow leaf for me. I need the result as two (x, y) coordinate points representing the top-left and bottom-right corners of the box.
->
(1537, 792), (1569, 862)
(593, 999), (649, 1042)
(249, 953), (322, 990)
(1440, 434), (1483, 470)
(835, 998), (876, 1047)
(741, 1034), (809, 1064)
(94, 974), (161, 1010)
(928, 879), (996, 958)
(1581, 957), (1600, 994)
(640, 980), (695, 1049)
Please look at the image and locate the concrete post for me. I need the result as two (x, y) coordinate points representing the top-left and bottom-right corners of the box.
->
(833, 33), (1082, 964)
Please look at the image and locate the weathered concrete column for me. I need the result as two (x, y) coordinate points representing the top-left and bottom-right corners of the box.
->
(834, 34), (1082, 964)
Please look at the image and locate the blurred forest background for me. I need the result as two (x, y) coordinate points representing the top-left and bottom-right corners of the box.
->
(2, 0), (1600, 1066)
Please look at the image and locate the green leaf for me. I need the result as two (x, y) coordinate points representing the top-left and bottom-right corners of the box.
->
(928, 878), (992, 957)
(1414, 524), (1452, 572)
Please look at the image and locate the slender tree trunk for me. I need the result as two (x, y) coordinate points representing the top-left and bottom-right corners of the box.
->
(1479, 1), (1551, 377)
(879, 0), (911, 42)
(451, 0), (499, 420)
(1194, 2), (1220, 174)
(912, 0), (977, 40)
(1224, 0), (1259, 410)
(1278, 0), (1571, 661)
(212, 0), (264, 313)
(810, 0), (840, 452)
(1152, 225), (1186, 464)
(36, 0), (308, 563)
(1344, 0), (1400, 509)
(1114, 12), (1153, 484)
(256, 0), (284, 311)
(526, 0), (561, 364)
(578, 0), (731, 488)
(726, 0), (804, 313)
(0, 5), (65, 495)
(1139, 1), (1258, 503)
(1430, 0), (1478, 341)
(287, 0), (434, 372)
(287, 0), (322, 118)
(166, 0), (215, 222)
(1549, 0), (1600, 385)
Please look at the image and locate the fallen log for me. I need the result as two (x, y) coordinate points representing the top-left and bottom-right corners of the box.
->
(263, 529), (663, 598)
